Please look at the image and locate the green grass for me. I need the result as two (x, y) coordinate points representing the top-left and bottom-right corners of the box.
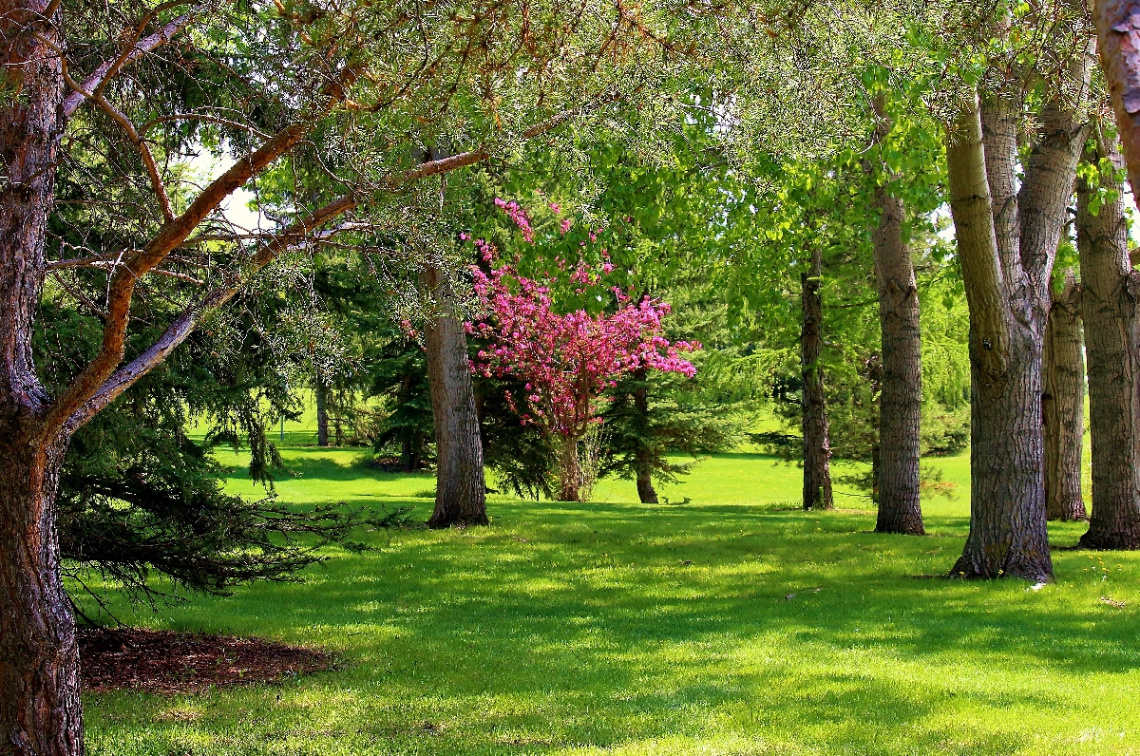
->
(77, 440), (1140, 756)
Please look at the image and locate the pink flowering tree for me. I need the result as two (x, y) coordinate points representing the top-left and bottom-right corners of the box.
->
(466, 200), (698, 502)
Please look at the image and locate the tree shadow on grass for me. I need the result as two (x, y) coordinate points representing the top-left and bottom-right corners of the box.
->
(82, 492), (1140, 756)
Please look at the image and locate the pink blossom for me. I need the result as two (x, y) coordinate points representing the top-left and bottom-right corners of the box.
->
(464, 205), (698, 440)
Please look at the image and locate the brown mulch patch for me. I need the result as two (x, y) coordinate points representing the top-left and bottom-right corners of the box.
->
(79, 627), (335, 694)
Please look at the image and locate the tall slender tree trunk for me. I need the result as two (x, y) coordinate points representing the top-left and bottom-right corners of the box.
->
(420, 265), (488, 528)
(0, 3), (85, 751)
(872, 185), (925, 534)
(632, 367), (658, 504)
(868, 94), (923, 534)
(801, 243), (834, 511)
(1077, 129), (1140, 549)
(1042, 273), (1087, 521)
(315, 380), (330, 447)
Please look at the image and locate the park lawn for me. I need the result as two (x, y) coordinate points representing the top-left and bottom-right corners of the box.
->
(75, 443), (1137, 756)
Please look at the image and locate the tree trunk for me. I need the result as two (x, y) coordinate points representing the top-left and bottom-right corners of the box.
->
(1042, 273), (1087, 521)
(1077, 129), (1140, 549)
(1093, 0), (1140, 215)
(945, 96), (1054, 581)
(315, 380), (330, 447)
(0, 441), (84, 756)
(401, 434), (415, 472)
(872, 184), (925, 534)
(632, 368), (658, 504)
(558, 435), (583, 502)
(420, 265), (488, 527)
(801, 243), (835, 510)
(0, 4), (85, 752)
(954, 329), (1052, 580)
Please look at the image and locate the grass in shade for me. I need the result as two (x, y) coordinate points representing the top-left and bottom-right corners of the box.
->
(76, 429), (1137, 756)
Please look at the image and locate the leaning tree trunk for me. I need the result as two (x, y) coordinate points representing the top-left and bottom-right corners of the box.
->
(632, 367), (659, 504)
(1077, 130), (1140, 549)
(1, 3), (85, 752)
(315, 379), (330, 447)
(1042, 273), (1087, 522)
(871, 184), (925, 534)
(801, 244), (835, 511)
(420, 265), (488, 528)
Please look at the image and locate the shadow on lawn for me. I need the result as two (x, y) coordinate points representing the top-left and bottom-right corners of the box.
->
(85, 481), (1127, 755)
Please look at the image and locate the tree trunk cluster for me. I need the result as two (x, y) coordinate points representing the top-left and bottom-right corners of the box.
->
(944, 79), (1089, 580)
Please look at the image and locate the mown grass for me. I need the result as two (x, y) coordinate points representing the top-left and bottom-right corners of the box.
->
(75, 435), (1140, 756)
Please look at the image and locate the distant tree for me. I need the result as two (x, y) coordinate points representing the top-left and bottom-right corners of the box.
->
(469, 208), (698, 502)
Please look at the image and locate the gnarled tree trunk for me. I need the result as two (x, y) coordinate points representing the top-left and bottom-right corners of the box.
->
(871, 184), (925, 534)
(420, 265), (488, 528)
(801, 243), (834, 510)
(1077, 129), (1140, 549)
(1042, 273), (1087, 521)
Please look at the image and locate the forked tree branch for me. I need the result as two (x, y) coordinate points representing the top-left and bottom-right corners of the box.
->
(945, 96), (1011, 379)
(63, 12), (195, 117)
(43, 67), (359, 440)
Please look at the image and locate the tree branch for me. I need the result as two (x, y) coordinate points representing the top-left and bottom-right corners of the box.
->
(43, 68), (358, 440)
(57, 102), (590, 435)
(945, 96), (1011, 379)
(63, 12), (195, 117)
(62, 196), (359, 435)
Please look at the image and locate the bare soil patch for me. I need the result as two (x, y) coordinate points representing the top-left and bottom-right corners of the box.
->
(79, 627), (334, 694)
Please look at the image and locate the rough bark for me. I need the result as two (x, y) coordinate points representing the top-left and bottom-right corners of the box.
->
(0, 2), (86, 752)
(1042, 273), (1087, 521)
(944, 93), (1070, 581)
(1077, 130), (1140, 549)
(420, 265), (488, 527)
(315, 381), (330, 447)
(558, 436), (584, 502)
(871, 179), (925, 535)
(801, 243), (835, 511)
(0, 443), (83, 756)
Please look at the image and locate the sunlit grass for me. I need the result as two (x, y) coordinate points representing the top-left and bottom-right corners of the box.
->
(77, 434), (1135, 756)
